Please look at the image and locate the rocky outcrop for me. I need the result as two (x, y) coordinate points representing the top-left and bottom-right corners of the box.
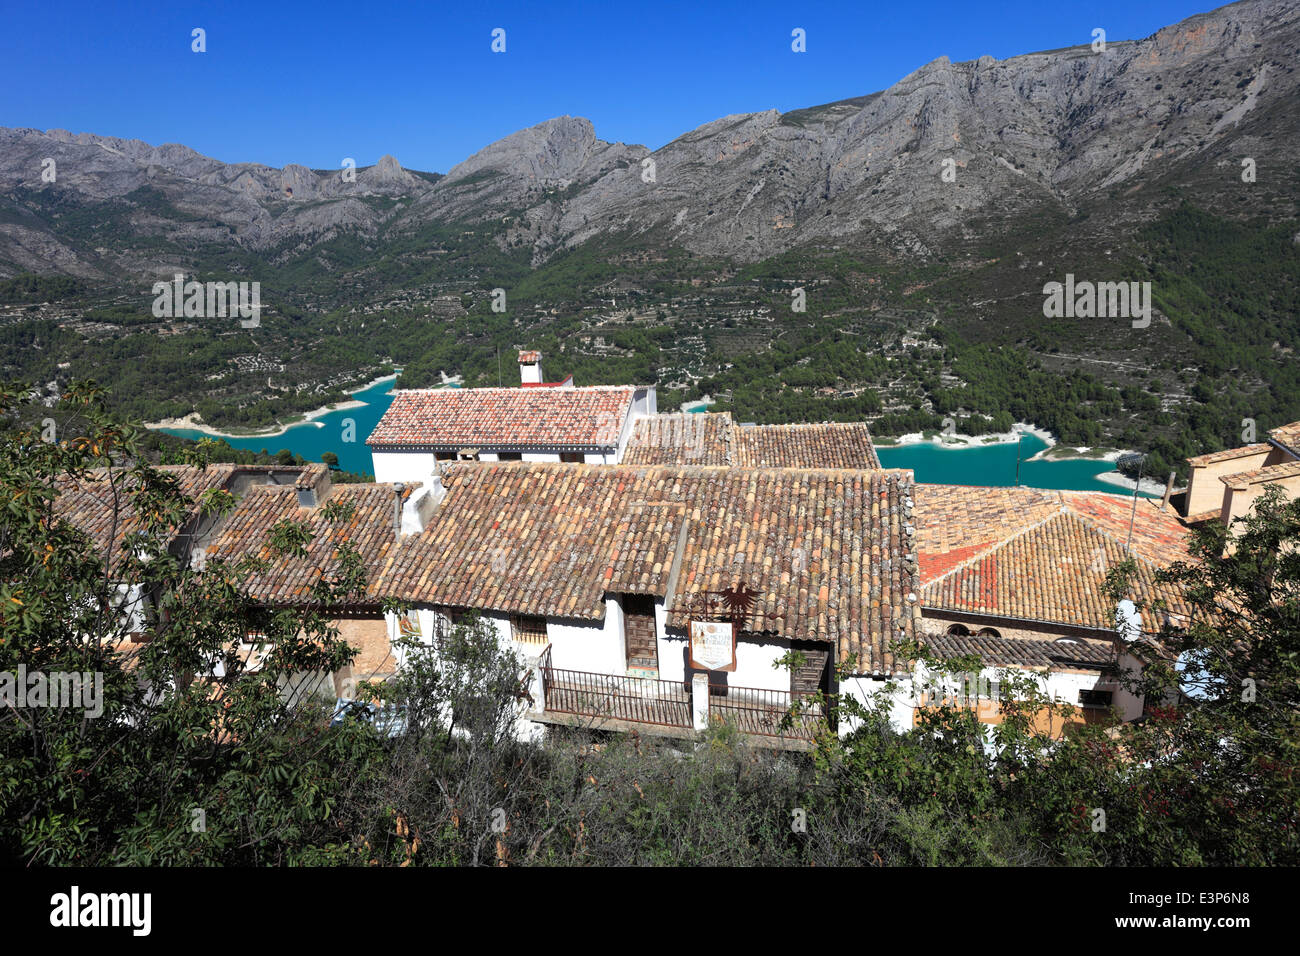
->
(1, 0), (1295, 278)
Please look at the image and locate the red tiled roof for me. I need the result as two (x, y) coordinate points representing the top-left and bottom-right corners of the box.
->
(1219, 459), (1300, 486)
(1268, 422), (1300, 458)
(911, 485), (1061, 582)
(206, 482), (415, 605)
(52, 464), (237, 558)
(623, 412), (881, 469)
(377, 463), (921, 670)
(921, 631), (1116, 668)
(622, 413), (736, 465)
(1185, 443), (1272, 466)
(918, 492), (1195, 633)
(367, 386), (637, 450)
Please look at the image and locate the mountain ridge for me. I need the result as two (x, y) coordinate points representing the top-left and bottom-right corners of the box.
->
(3, 0), (1296, 279)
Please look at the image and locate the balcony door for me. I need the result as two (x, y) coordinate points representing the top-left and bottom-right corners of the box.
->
(623, 594), (659, 675)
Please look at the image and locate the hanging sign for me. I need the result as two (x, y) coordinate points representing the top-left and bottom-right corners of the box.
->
(689, 619), (736, 671)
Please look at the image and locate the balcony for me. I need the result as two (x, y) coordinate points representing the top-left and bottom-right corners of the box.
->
(528, 646), (824, 750)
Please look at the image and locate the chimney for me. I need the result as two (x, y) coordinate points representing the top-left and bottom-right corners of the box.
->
(392, 482), (405, 541)
(518, 350), (542, 385)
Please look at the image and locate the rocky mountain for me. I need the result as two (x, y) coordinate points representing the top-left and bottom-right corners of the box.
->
(1, 0), (1296, 283)
(1, 0), (1297, 475)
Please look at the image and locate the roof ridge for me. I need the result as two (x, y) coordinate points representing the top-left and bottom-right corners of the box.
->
(1063, 504), (1170, 572)
(390, 384), (639, 394)
(455, 460), (912, 479)
(922, 502), (1073, 588)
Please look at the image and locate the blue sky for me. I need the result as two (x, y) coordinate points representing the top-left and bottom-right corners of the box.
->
(3, 0), (1219, 173)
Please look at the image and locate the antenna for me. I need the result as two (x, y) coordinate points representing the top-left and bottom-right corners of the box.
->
(1014, 434), (1023, 486)
(1117, 452), (1146, 552)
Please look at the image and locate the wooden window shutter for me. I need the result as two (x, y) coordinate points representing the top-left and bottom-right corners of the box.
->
(623, 595), (658, 669)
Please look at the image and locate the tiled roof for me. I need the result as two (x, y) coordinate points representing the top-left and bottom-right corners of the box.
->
(921, 509), (1193, 633)
(366, 386), (637, 450)
(910, 484), (1062, 581)
(739, 421), (882, 469)
(623, 412), (882, 469)
(377, 463), (921, 671)
(1219, 459), (1300, 486)
(1268, 422), (1300, 458)
(1059, 492), (1196, 567)
(206, 482), (415, 605)
(922, 631), (1116, 669)
(622, 413), (736, 465)
(1185, 443), (1272, 466)
(53, 464), (237, 557)
(913, 485), (1195, 633)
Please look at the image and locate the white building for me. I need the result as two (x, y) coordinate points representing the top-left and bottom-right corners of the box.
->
(367, 351), (655, 486)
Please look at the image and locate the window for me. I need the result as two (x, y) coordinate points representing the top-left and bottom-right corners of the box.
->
(498, 452), (522, 461)
(1079, 689), (1114, 709)
(560, 452), (585, 463)
(511, 615), (548, 646)
(435, 451), (456, 461)
(945, 623), (972, 637)
(976, 627), (1002, 639)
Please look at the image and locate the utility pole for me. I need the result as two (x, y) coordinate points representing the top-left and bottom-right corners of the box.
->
(1014, 434), (1023, 486)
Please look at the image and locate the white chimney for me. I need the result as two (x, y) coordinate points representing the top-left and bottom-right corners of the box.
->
(518, 350), (542, 385)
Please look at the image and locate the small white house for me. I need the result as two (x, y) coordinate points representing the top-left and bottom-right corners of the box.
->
(374, 461), (923, 747)
(368, 351), (655, 486)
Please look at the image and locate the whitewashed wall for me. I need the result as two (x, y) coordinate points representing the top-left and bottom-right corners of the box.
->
(837, 656), (1145, 738)
(371, 450), (436, 485)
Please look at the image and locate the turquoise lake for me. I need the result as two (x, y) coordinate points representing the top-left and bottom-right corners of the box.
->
(875, 434), (1150, 495)
(160, 375), (403, 476)
(162, 379), (1145, 495)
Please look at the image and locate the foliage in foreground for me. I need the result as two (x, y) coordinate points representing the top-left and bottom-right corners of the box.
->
(1, 384), (1296, 865)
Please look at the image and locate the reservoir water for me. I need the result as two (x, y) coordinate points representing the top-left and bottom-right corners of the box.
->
(162, 380), (1146, 495)
(160, 375), (403, 476)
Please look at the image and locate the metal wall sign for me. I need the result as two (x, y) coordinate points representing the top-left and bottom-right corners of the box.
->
(689, 619), (736, 671)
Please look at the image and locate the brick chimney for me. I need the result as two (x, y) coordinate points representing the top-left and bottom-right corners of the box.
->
(518, 350), (542, 385)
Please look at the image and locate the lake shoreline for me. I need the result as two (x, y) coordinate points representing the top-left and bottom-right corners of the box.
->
(875, 422), (1170, 496)
(143, 372), (399, 441)
(875, 422), (1138, 463)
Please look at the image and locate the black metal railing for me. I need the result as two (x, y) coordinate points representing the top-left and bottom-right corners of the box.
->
(707, 684), (824, 740)
(540, 649), (691, 729)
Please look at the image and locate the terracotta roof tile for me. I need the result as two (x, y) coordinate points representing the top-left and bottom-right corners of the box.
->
(1268, 422), (1300, 458)
(921, 508), (1193, 632)
(1185, 443), (1272, 466)
(922, 631), (1116, 668)
(623, 412), (881, 469)
(367, 386), (637, 450)
(911, 484), (1061, 582)
(1219, 459), (1300, 485)
(206, 482), (414, 605)
(52, 464), (237, 558)
(377, 463), (921, 671)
